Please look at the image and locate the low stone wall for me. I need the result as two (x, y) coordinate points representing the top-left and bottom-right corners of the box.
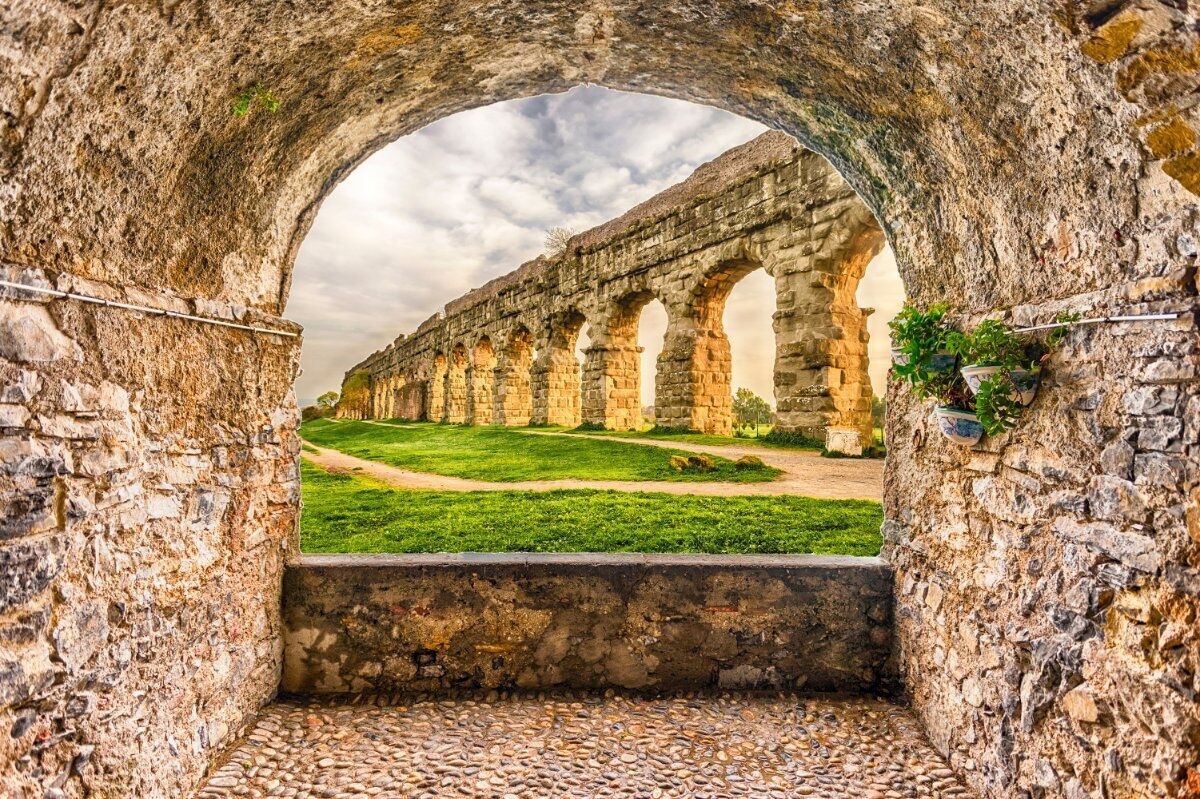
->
(282, 553), (895, 695)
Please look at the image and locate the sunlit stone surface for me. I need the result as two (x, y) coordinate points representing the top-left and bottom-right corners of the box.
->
(198, 693), (972, 798)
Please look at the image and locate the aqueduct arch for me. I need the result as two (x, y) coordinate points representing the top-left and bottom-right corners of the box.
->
(1, 3), (1197, 798)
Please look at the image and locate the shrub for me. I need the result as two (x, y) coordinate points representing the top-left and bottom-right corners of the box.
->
(734, 455), (764, 470)
(763, 429), (824, 449)
(574, 421), (606, 432)
(668, 455), (689, 472)
(686, 454), (714, 471)
(650, 424), (694, 435)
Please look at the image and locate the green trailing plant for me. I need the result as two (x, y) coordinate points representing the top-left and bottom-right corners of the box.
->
(232, 83), (280, 117)
(1044, 311), (1082, 350)
(888, 303), (956, 399)
(973, 374), (1023, 435)
(947, 319), (1031, 369)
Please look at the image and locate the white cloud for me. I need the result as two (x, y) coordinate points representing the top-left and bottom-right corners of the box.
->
(288, 86), (904, 406)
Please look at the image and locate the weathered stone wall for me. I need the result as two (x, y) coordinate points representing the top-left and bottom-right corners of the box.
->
(0, 270), (300, 798)
(282, 554), (895, 695)
(1, 1), (1198, 798)
(345, 132), (882, 442)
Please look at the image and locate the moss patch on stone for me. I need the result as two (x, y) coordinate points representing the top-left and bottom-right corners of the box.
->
(1081, 14), (1143, 65)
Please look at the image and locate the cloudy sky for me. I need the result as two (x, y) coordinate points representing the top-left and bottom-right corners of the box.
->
(289, 86), (903, 407)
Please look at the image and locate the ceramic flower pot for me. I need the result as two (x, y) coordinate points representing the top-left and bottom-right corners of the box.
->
(934, 407), (984, 445)
(1009, 368), (1039, 406)
(960, 364), (1004, 394)
(961, 364), (1040, 406)
(925, 350), (957, 373)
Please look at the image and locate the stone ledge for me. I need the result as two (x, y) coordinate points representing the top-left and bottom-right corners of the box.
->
(283, 552), (895, 696)
(296, 551), (889, 569)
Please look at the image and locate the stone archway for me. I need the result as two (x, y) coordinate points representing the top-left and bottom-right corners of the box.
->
(1, 3), (1197, 799)
(583, 290), (660, 431)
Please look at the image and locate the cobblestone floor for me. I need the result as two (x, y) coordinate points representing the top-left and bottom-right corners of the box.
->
(197, 692), (971, 798)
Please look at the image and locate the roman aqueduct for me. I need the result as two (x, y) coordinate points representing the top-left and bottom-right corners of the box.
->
(343, 132), (882, 444)
(1, 1), (1198, 798)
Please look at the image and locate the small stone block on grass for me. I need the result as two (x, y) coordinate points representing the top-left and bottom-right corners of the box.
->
(825, 427), (864, 457)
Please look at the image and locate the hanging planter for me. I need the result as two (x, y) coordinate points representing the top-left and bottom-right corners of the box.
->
(933, 407), (984, 445)
(890, 304), (1080, 446)
(888, 303), (959, 396)
(960, 365), (1040, 406)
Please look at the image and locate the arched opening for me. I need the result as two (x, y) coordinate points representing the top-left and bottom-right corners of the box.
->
(661, 259), (765, 436)
(467, 336), (496, 424)
(857, 247), (907, 447)
(637, 300), (668, 428)
(582, 289), (668, 430)
(723, 269), (776, 437)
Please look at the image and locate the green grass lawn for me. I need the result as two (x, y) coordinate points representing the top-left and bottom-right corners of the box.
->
(300, 418), (781, 483)
(299, 459), (883, 555)
(567, 425), (814, 450)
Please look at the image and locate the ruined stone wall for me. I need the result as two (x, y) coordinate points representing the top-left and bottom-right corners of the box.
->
(345, 132), (882, 442)
(282, 554), (895, 695)
(0, 270), (300, 798)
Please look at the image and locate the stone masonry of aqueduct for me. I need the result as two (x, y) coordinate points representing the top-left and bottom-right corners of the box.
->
(343, 132), (883, 443)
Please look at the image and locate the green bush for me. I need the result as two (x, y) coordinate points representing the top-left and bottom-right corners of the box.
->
(763, 429), (825, 448)
(734, 455), (765, 470)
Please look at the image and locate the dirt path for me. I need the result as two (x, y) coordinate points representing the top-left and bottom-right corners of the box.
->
(302, 431), (883, 500)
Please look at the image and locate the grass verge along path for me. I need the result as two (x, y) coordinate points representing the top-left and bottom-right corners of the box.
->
(566, 426), (792, 448)
(300, 459), (883, 555)
(301, 419), (780, 483)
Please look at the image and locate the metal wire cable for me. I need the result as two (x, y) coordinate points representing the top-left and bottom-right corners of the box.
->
(0, 279), (299, 338)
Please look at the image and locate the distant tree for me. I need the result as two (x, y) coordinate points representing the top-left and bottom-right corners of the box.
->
(871, 395), (886, 446)
(301, 404), (323, 421)
(336, 371), (372, 419)
(317, 391), (339, 412)
(544, 227), (578, 258)
(732, 388), (772, 435)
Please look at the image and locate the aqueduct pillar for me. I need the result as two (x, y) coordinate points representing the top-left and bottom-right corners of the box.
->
(494, 328), (534, 426)
(531, 313), (584, 427)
